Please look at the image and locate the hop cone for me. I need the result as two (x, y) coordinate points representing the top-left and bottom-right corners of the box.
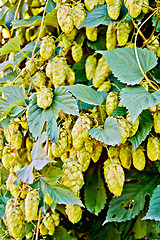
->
(106, 92), (118, 116)
(91, 105), (106, 125)
(84, 0), (98, 11)
(5, 200), (25, 240)
(40, 36), (55, 60)
(117, 117), (130, 144)
(6, 173), (19, 198)
(154, 111), (160, 133)
(106, 22), (117, 50)
(65, 204), (82, 224)
(10, 130), (22, 149)
(57, 5), (74, 34)
(119, 142), (132, 169)
(26, 137), (34, 152)
(77, 147), (91, 172)
(117, 21), (130, 46)
(32, 71), (46, 88)
(42, 213), (55, 235)
(59, 34), (72, 54)
(72, 115), (91, 150)
(97, 80), (111, 92)
(67, 28), (77, 41)
(2, 145), (18, 170)
(93, 56), (110, 88)
(92, 140), (103, 163)
(85, 55), (97, 81)
(104, 158), (125, 196)
(62, 157), (84, 194)
(142, 0), (149, 14)
(147, 136), (159, 161)
(40, 222), (48, 235)
(108, 145), (120, 159)
(124, 0), (143, 18)
(26, 60), (38, 76)
(106, 0), (122, 20)
(20, 115), (28, 130)
(37, 86), (53, 109)
(86, 27), (98, 42)
(71, 44), (83, 62)
(52, 211), (60, 226)
(126, 114), (139, 137)
(132, 146), (145, 171)
(25, 189), (39, 222)
(73, 3), (86, 28)
(65, 66), (75, 85)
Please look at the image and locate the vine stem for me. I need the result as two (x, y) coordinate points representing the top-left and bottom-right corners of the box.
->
(10, 0), (22, 37)
(99, 105), (104, 124)
(35, 209), (41, 240)
(134, 11), (159, 91)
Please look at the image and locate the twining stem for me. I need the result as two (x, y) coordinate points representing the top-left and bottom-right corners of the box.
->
(19, 50), (30, 60)
(99, 105), (104, 124)
(10, 0), (22, 37)
(35, 210), (42, 240)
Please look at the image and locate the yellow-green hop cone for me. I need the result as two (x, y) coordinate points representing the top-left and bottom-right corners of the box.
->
(142, 0), (149, 14)
(71, 44), (83, 62)
(73, 3), (86, 28)
(65, 204), (82, 224)
(85, 55), (97, 81)
(2, 146), (17, 170)
(67, 28), (77, 41)
(43, 213), (55, 235)
(32, 71), (46, 88)
(84, 0), (98, 11)
(40, 222), (49, 235)
(6, 173), (19, 198)
(62, 158), (84, 194)
(59, 34), (72, 54)
(57, 5), (74, 34)
(40, 36), (55, 60)
(93, 56), (111, 88)
(72, 115), (91, 150)
(147, 136), (160, 161)
(77, 147), (91, 172)
(37, 86), (53, 109)
(108, 145), (120, 158)
(124, 0), (143, 18)
(119, 142), (132, 169)
(99, 0), (105, 3)
(26, 60), (38, 76)
(86, 27), (98, 42)
(97, 80), (111, 92)
(65, 66), (75, 85)
(5, 200), (25, 240)
(25, 189), (39, 222)
(104, 158), (125, 196)
(126, 114), (139, 137)
(50, 56), (67, 87)
(154, 111), (160, 133)
(106, 22), (117, 50)
(46, 60), (53, 79)
(117, 21), (130, 46)
(117, 117), (130, 144)
(26, 232), (33, 239)
(132, 146), (145, 171)
(10, 130), (22, 150)
(44, 193), (54, 205)
(92, 140), (103, 163)
(106, 0), (122, 20)
(106, 92), (118, 116)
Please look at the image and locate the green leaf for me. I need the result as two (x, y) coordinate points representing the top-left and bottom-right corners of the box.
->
(0, 7), (9, 25)
(143, 185), (160, 221)
(45, 9), (58, 28)
(0, 99), (24, 118)
(87, 36), (106, 51)
(104, 174), (159, 223)
(12, 16), (42, 29)
(79, 5), (108, 27)
(0, 36), (21, 55)
(0, 196), (10, 218)
(84, 168), (107, 215)
(98, 48), (158, 85)
(150, 68), (160, 83)
(129, 110), (153, 151)
(25, 222), (35, 237)
(120, 86), (157, 122)
(42, 165), (63, 183)
(90, 223), (120, 240)
(53, 226), (73, 240)
(89, 117), (121, 146)
(46, 0), (56, 14)
(112, 107), (127, 118)
(0, 59), (14, 71)
(152, 15), (160, 32)
(65, 84), (106, 105)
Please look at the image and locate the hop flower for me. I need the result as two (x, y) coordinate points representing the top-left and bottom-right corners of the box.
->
(6, 172), (19, 198)
(52, 211), (60, 226)
(147, 136), (160, 161)
(106, 0), (122, 20)
(142, 0), (149, 14)
(71, 44), (83, 62)
(84, 0), (98, 11)
(117, 21), (131, 46)
(77, 147), (91, 172)
(104, 158), (125, 196)
(126, 114), (139, 137)
(119, 142), (132, 169)
(26, 60), (38, 76)
(85, 55), (97, 81)
(93, 56), (111, 88)
(40, 36), (55, 60)
(154, 111), (160, 133)
(86, 27), (98, 42)
(124, 0), (143, 18)
(65, 204), (82, 224)
(57, 5), (74, 34)
(106, 92), (118, 116)
(132, 146), (145, 171)
(10, 130), (22, 149)
(25, 189), (39, 222)
(106, 22), (117, 50)
(92, 140), (103, 163)
(42, 213), (55, 235)
(73, 3), (86, 28)
(108, 145), (120, 159)
(37, 86), (53, 109)
(32, 71), (46, 88)
(97, 80), (111, 92)
(2, 145), (18, 170)
(65, 66), (75, 85)
(5, 200), (25, 240)
(117, 117), (130, 144)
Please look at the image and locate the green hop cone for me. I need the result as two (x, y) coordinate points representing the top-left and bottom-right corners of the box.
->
(147, 136), (160, 161)
(25, 189), (39, 222)
(26, 232), (33, 239)
(62, 157), (84, 194)
(119, 142), (132, 169)
(40, 222), (48, 236)
(2, 145), (18, 170)
(106, 0), (122, 20)
(124, 0), (143, 18)
(44, 193), (54, 205)
(104, 158), (125, 196)
(32, 71), (46, 88)
(108, 145), (120, 159)
(73, 3), (86, 28)
(117, 21), (131, 46)
(10, 130), (22, 150)
(71, 44), (83, 62)
(40, 36), (55, 60)
(42, 213), (55, 235)
(37, 86), (53, 109)
(97, 80), (111, 92)
(6, 172), (19, 198)
(86, 27), (98, 42)
(85, 55), (97, 81)
(84, 0), (98, 11)
(93, 56), (111, 88)
(59, 34), (72, 54)
(106, 22), (117, 50)
(5, 200), (25, 240)
(154, 111), (160, 133)
(26, 60), (38, 76)
(16, 28), (25, 46)
(142, 0), (149, 14)
(92, 140), (103, 163)
(106, 92), (118, 116)
(65, 66), (75, 85)
(52, 211), (60, 226)
(132, 146), (145, 171)
(57, 5), (74, 34)
(126, 114), (139, 137)
(117, 117), (130, 144)
(77, 147), (91, 172)
(65, 204), (82, 224)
